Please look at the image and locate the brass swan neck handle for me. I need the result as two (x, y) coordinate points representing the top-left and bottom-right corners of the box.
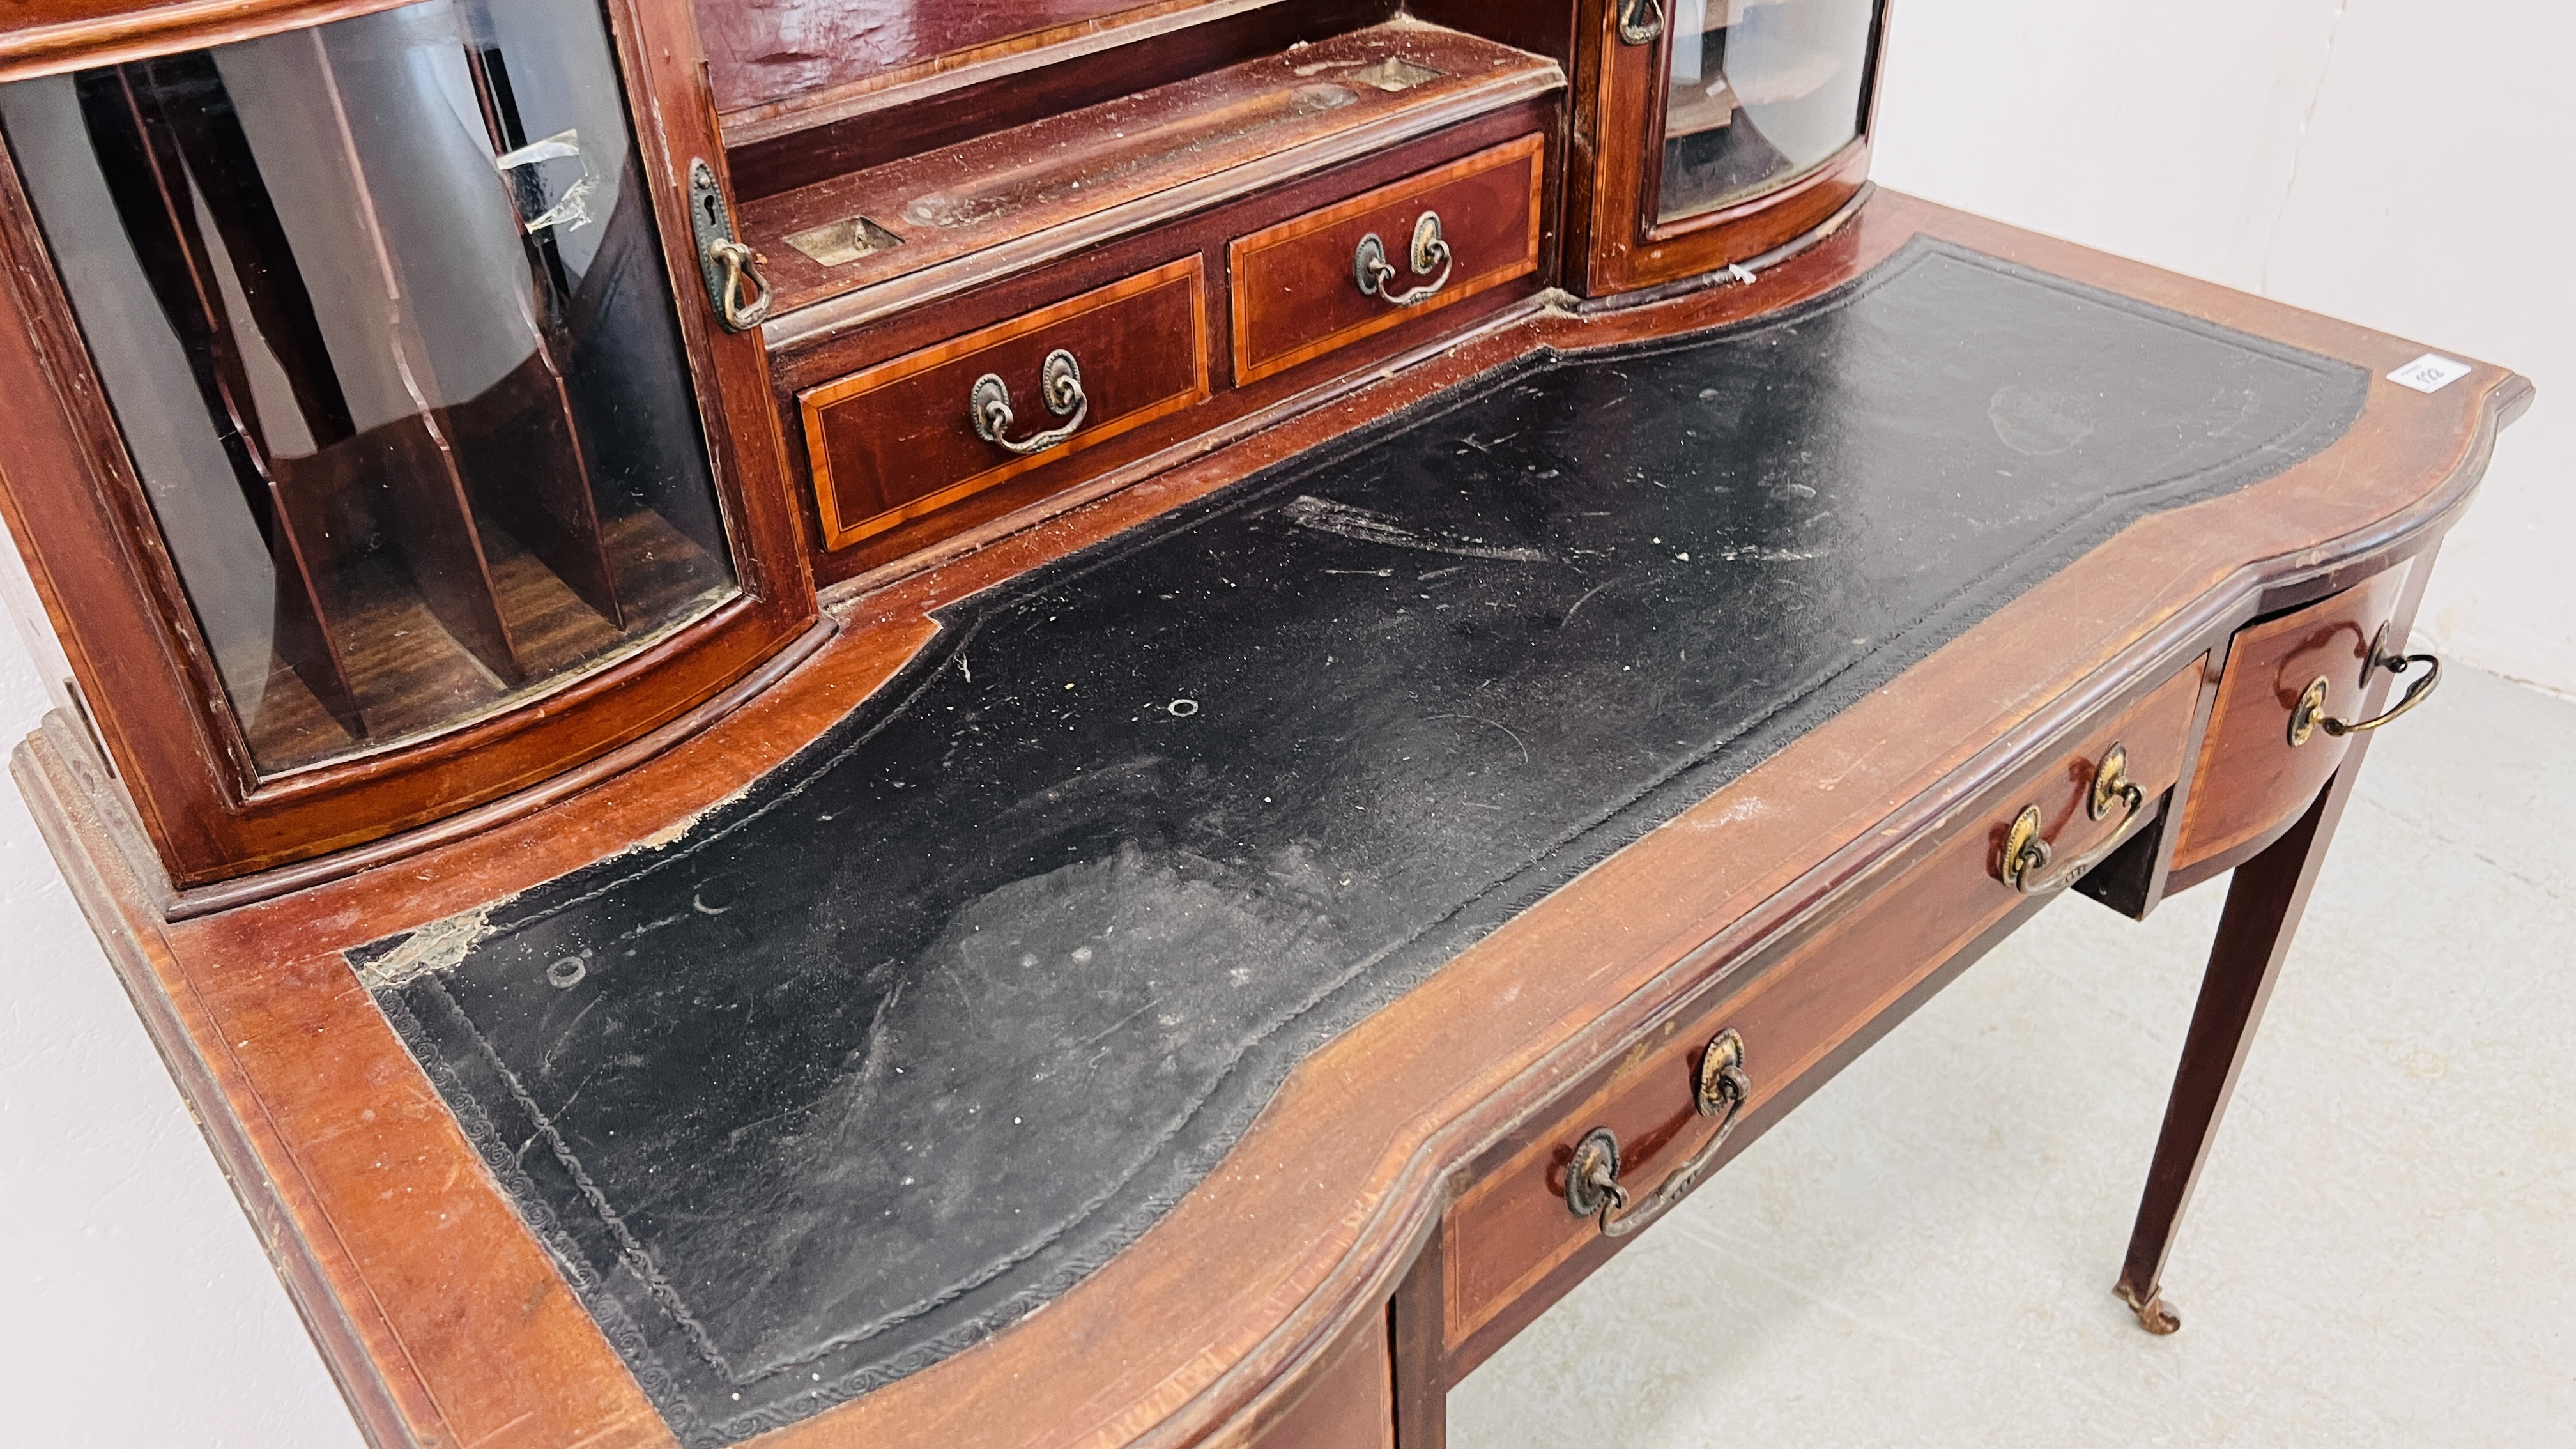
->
(2001, 742), (2150, 896)
(1354, 212), (1454, 307)
(1566, 1029), (1751, 1239)
(972, 349), (1089, 456)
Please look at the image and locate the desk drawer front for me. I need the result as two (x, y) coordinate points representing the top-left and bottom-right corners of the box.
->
(1444, 659), (2208, 1360)
(1229, 133), (1544, 387)
(801, 257), (1211, 551)
(2172, 568), (2411, 871)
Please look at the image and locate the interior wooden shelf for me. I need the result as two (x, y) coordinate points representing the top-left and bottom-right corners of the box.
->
(1666, 80), (1740, 139)
(708, 0), (1297, 144)
(243, 510), (733, 775)
(739, 21), (1561, 323)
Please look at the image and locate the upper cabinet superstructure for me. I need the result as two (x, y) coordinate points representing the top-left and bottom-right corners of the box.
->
(0, 0), (1887, 900)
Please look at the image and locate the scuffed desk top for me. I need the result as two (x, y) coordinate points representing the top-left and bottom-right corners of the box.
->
(360, 240), (2365, 1446)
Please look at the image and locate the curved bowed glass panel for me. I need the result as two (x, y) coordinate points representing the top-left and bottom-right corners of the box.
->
(1, 0), (735, 776)
(1658, 0), (1880, 224)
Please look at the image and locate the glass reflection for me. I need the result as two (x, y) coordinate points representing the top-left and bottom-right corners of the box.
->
(1659, 0), (1878, 223)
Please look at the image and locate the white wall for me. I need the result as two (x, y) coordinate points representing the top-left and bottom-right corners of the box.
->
(0, 2), (2564, 1441)
(0, 542), (360, 1442)
(1873, 0), (2575, 698)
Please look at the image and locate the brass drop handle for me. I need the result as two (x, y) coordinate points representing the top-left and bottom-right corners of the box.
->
(971, 349), (1089, 456)
(1618, 0), (1666, 45)
(1564, 1029), (1749, 1239)
(708, 238), (773, 331)
(1999, 742), (2149, 896)
(1354, 212), (1453, 307)
(2290, 651), (2442, 746)
(687, 159), (772, 333)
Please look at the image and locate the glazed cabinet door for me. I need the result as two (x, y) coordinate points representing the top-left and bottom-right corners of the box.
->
(0, 0), (815, 895)
(1571, 0), (1887, 296)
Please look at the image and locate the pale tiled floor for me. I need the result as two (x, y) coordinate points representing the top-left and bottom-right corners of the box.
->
(2, 670), (2566, 1446)
(1453, 664), (2576, 1447)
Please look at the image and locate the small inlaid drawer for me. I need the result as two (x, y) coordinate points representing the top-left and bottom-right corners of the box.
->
(1227, 132), (1544, 387)
(1442, 659), (2208, 1367)
(801, 257), (1211, 551)
(2172, 566), (2418, 871)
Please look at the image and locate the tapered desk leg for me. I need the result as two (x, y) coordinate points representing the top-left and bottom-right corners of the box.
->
(2115, 757), (2372, 1334)
(1390, 1220), (1448, 1449)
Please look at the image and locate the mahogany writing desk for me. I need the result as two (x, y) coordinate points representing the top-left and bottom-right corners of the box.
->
(0, 5), (2526, 1448)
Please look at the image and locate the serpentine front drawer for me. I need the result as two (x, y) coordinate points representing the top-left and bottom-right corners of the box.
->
(799, 256), (1211, 551)
(1227, 132), (1544, 387)
(1441, 657), (2209, 1370)
(2170, 567), (2415, 873)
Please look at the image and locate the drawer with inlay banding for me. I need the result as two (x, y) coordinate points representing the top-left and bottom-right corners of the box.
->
(799, 256), (1212, 552)
(1443, 657), (2208, 1372)
(2170, 568), (2429, 874)
(1227, 132), (1544, 388)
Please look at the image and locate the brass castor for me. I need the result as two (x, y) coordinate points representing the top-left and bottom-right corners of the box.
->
(2117, 1282), (2182, 1336)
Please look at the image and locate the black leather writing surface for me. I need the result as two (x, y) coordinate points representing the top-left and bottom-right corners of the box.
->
(363, 241), (2366, 1445)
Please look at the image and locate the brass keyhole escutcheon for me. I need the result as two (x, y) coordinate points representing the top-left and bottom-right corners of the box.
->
(2288, 675), (2333, 747)
(687, 158), (771, 332)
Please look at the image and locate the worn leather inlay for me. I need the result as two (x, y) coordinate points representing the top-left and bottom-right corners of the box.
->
(360, 241), (2366, 1446)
